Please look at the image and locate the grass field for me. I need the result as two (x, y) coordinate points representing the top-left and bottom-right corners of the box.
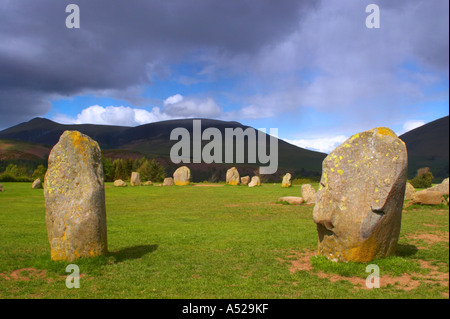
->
(0, 182), (448, 299)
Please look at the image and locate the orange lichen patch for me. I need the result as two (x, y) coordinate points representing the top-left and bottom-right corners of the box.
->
(174, 181), (190, 186)
(372, 127), (397, 138)
(280, 250), (449, 292)
(342, 236), (381, 263)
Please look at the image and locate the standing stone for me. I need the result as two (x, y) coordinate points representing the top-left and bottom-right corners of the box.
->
(226, 167), (240, 185)
(404, 182), (415, 200)
(163, 177), (174, 186)
(240, 176), (250, 186)
(301, 184), (316, 204)
(248, 176), (261, 187)
(44, 131), (107, 261)
(114, 179), (127, 187)
(130, 172), (141, 186)
(281, 173), (292, 188)
(32, 178), (43, 189)
(313, 127), (408, 262)
(173, 166), (191, 186)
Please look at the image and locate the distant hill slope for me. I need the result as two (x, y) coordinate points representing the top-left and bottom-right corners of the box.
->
(399, 116), (449, 180)
(0, 117), (327, 181)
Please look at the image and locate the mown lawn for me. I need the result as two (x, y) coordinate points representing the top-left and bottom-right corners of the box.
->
(0, 182), (448, 298)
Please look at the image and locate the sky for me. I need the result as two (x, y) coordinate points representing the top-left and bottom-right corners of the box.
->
(0, 0), (448, 153)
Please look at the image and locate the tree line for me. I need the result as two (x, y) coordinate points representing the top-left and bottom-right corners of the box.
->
(0, 156), (166, 183)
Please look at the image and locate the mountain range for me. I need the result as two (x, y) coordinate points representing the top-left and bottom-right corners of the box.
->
(0, 116), (448, 181)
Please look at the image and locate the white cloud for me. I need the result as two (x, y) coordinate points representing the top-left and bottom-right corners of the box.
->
(395, 119), (426, 136)
(403, 120), (425, 132)
(52, 105), (171, 127)
(162, 94), (223, 118)
(283, 135), (348, 154)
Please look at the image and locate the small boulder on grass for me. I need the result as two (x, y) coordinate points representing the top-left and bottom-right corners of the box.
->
(0, 183), (4, 192)
(278, 196), (304, 205)
(114, 179), (127, 187)
(408, 190), (447, 206)
(144, 181), (153, 186)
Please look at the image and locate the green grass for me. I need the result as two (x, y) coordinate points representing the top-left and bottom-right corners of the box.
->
(0, 182), (448, 299)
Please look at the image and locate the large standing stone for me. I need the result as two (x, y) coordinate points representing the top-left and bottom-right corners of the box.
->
(404, 182), (416, 200)
(163, 177), (174, 186)
(32, 178), (43, 189)
(130, 172), (141, 186)
(226, 167), (240, 185)
(248, 176), (261, 187)
(282, 173), (292, 188)
(44, 131), (107, 261)
(173, 166), (191, 186)
(240, 176), (250, 186)
(313, 127), (408, 262)
(301, 184), (316, 204)
(114, 179), (127, 187)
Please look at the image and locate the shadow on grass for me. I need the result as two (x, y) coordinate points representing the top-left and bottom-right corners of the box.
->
(109, 244), (158, 263)
(396, 244), (419, 257)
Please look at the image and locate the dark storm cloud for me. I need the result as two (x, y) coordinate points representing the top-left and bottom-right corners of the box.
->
(0, 0), (448, 130)
(0, 0), (315, 128)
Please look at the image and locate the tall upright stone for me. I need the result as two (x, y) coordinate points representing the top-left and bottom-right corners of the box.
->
(226, 167), (240, 185)
(173, 166), (191, 186)
(44, 131), (107, 261)
(301, 184), (316, 204)
(282, 173), (292, 188)
(130, 172), (141, 186)
(313, 127), (408, 262)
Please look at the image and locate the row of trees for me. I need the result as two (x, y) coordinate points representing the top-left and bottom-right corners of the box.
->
(0, 157), (167, 183)
(102, 157), (166, 182)
(0, 164), (47, 182)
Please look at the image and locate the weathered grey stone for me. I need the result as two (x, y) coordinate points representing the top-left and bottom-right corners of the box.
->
(226, 167), (240, 185)
(428, 177), (449, 195)
(404, 182), (415, 200)
(173, 166), (191, 186)
(240, 176), (250, 186)
(32, 178), (43, 189)
(44, 131), (107, 261)
(248, 176), (261, 187)
(301, 184), (316, 204)
(313, 127), (408, 262)
(163, 177), (174, 186)
(409, 190), (446, 205)
(278, 196), (304, 205)
(282, 173), (292, 188)
(144, 181), (153, 186)
(130, 172), (141, 186)
(114, 179), (127, 187)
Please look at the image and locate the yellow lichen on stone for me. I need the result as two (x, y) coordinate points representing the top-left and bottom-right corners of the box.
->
(175, 181), (190, 186)
(372, 127), (397, 138)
